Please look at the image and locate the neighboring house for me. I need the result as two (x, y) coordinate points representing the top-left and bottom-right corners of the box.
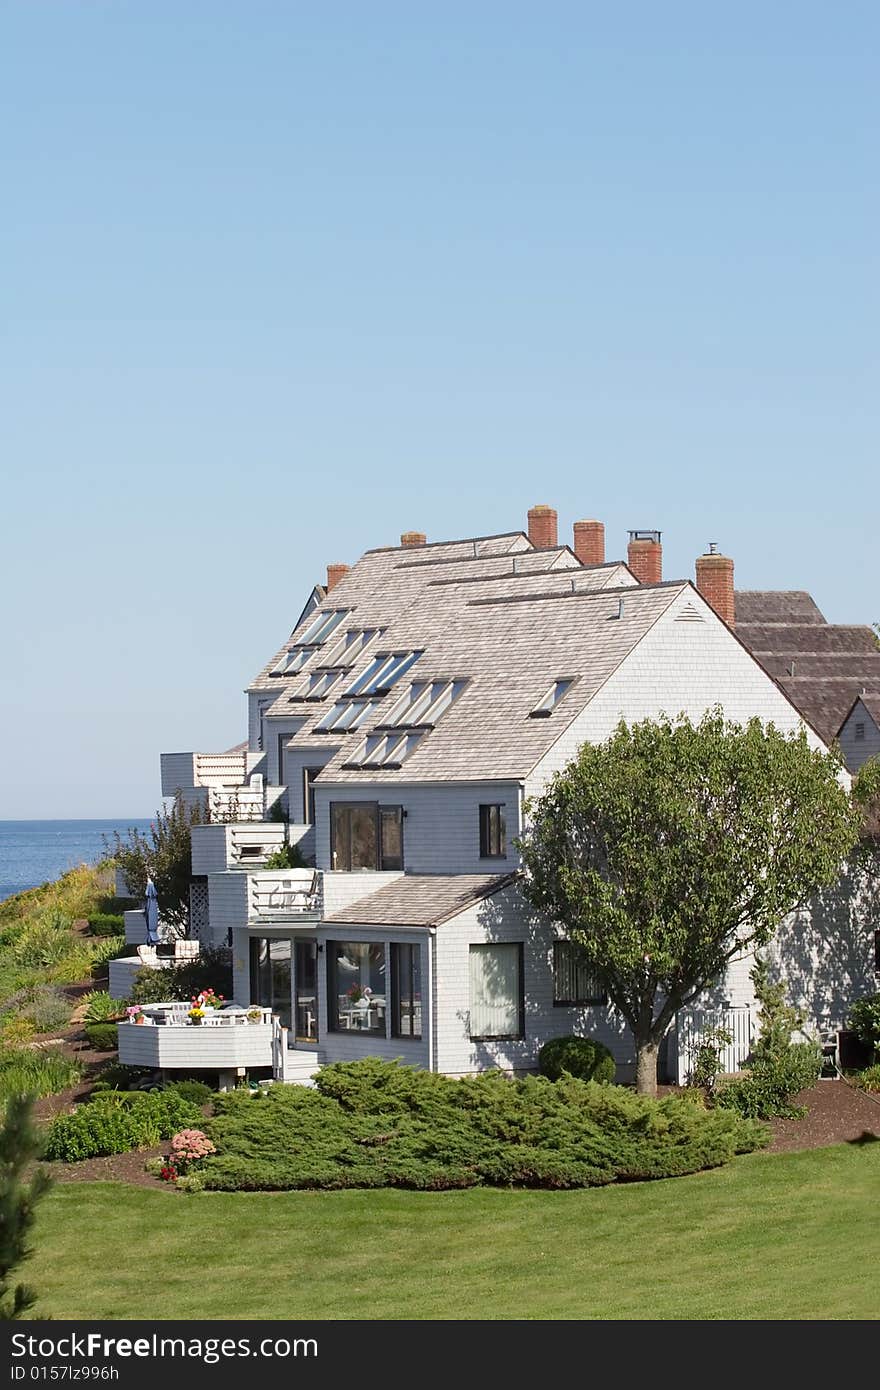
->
(133, 508), (876, 1087)
(732, 589), (880, 762)
(837, 694), (880, 774)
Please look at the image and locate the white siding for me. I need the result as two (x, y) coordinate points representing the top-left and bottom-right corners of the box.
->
(527, 587), (832, 798)
(206, 872), (248, 947)
(190, 825), (231, 875)
(160, 752), (197, 797)
(314, 782), (522, 874)
(432, 884), (634, 1079)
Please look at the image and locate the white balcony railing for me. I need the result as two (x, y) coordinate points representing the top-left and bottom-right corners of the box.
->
(208, 783), (265, 822)
(195, 751), (248, 786)
(248, 869), (323, 920)
(118, 1005), (281, 1073)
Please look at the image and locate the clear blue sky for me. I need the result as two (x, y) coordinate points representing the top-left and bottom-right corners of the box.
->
(1, 2), (877, 817)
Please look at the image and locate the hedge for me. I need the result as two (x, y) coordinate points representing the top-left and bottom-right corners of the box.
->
(198, 1058), (767, 1191)
(44, 1091), (202, 1161)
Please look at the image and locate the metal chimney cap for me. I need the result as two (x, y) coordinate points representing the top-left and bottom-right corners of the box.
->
(628, 529), (661, 544)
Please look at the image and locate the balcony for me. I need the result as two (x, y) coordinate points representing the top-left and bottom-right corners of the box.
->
(160, 750), (268, 821)
(248, 869), (324, 923)
(118, 1005), (281, 1079)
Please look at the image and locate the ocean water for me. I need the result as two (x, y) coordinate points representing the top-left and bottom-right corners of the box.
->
(0, 820), (154, 902)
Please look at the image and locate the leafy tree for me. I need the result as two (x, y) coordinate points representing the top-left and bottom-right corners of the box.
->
(107, 793), (206, 930)
(518, 711), (862, 1095)
(0, 1095), (52, 1319)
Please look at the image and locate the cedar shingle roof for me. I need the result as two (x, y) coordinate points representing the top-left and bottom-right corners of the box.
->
(736, 591), (880, 742)
(323, 873), (516, 927)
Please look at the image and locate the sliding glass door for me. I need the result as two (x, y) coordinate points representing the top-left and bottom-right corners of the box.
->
(294, 938), (318, 1044)
(249, 938), (292, 1031)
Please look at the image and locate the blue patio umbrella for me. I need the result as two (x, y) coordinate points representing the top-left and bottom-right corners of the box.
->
(144, 877), (160, 945)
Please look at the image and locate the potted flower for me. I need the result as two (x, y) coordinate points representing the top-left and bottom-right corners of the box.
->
(347, 984), (372, 1012)
(125, 1006), (146, 1026)
(247, 1008), (263, 1025)
(188, 1004), (206, 1026)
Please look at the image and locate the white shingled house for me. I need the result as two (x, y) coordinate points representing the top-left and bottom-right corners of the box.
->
(114, 507), (877, 1086)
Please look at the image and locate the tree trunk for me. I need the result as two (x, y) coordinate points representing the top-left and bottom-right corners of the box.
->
(634, 1039), (660, 1097)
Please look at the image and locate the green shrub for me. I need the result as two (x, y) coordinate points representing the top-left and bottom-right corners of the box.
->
(130, 948), (232, 1005)
(716, 1043), (822, 1119)
(87, 914), (125, 937)
(0, 1048), (82, 1103)
(44, 1091), (201, 1161)
(849, 993), (880, 1057)
(264, 844), (307, 870)
(0, 1019), (35, 1048)
(22, 988), (72, 1033)
(538, 1036), (616, 1084)
(175, 1172), (206, 1192)
(163, 1079), (213, 1106)
(82, 991), (126, 1023)
(13, 914), (72, 968)
(854, 1063), (880, 1093)
(197, 1058), (766, 1192)
(84, 1023), (118, 1053)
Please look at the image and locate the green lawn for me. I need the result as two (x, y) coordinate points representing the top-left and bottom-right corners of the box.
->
(28, 1143), (878, 1320)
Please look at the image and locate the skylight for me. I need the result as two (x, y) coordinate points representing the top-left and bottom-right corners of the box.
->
(298, 609), (349, 646)
(323, 628), (381, 667)
(345, 651), (423, 697)
(343, 730), (426, 771)
(269, 611), (350, 675)
(529, 679), (574, 718)
(291, 669), (348, 702)
(315, 699), (382, 733)
(381, 679), (466, 729)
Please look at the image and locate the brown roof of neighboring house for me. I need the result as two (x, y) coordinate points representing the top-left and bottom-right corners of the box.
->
(736, 592), (880, 742)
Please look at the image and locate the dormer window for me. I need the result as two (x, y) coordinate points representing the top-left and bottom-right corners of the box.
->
(345, 651), (423, 697)
(529, 679), (574, 718)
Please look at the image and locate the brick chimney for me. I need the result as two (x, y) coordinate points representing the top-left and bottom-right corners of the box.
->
(527, 504), (558, 549)
(695, 544), (735, 625)
(400, 531), (426, 548)
(627, 530), (662, 584)
(573, 519), (605, 566)
(326, 563), (350, 593)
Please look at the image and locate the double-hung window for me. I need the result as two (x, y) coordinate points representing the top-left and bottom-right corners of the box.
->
(468, 944), (523, 1040)
(479, 804), (506, 859)
(552, 941), (607, 1005)
(330, 803), (404, 871)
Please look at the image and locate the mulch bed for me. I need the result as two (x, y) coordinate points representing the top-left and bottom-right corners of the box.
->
(766, 1080), (880, 1153)
(43, 1144), (170, 1189)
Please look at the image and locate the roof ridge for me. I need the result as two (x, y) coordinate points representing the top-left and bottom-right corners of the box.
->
(468, 579), (687, 609)
(366, 530), (528, 556)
